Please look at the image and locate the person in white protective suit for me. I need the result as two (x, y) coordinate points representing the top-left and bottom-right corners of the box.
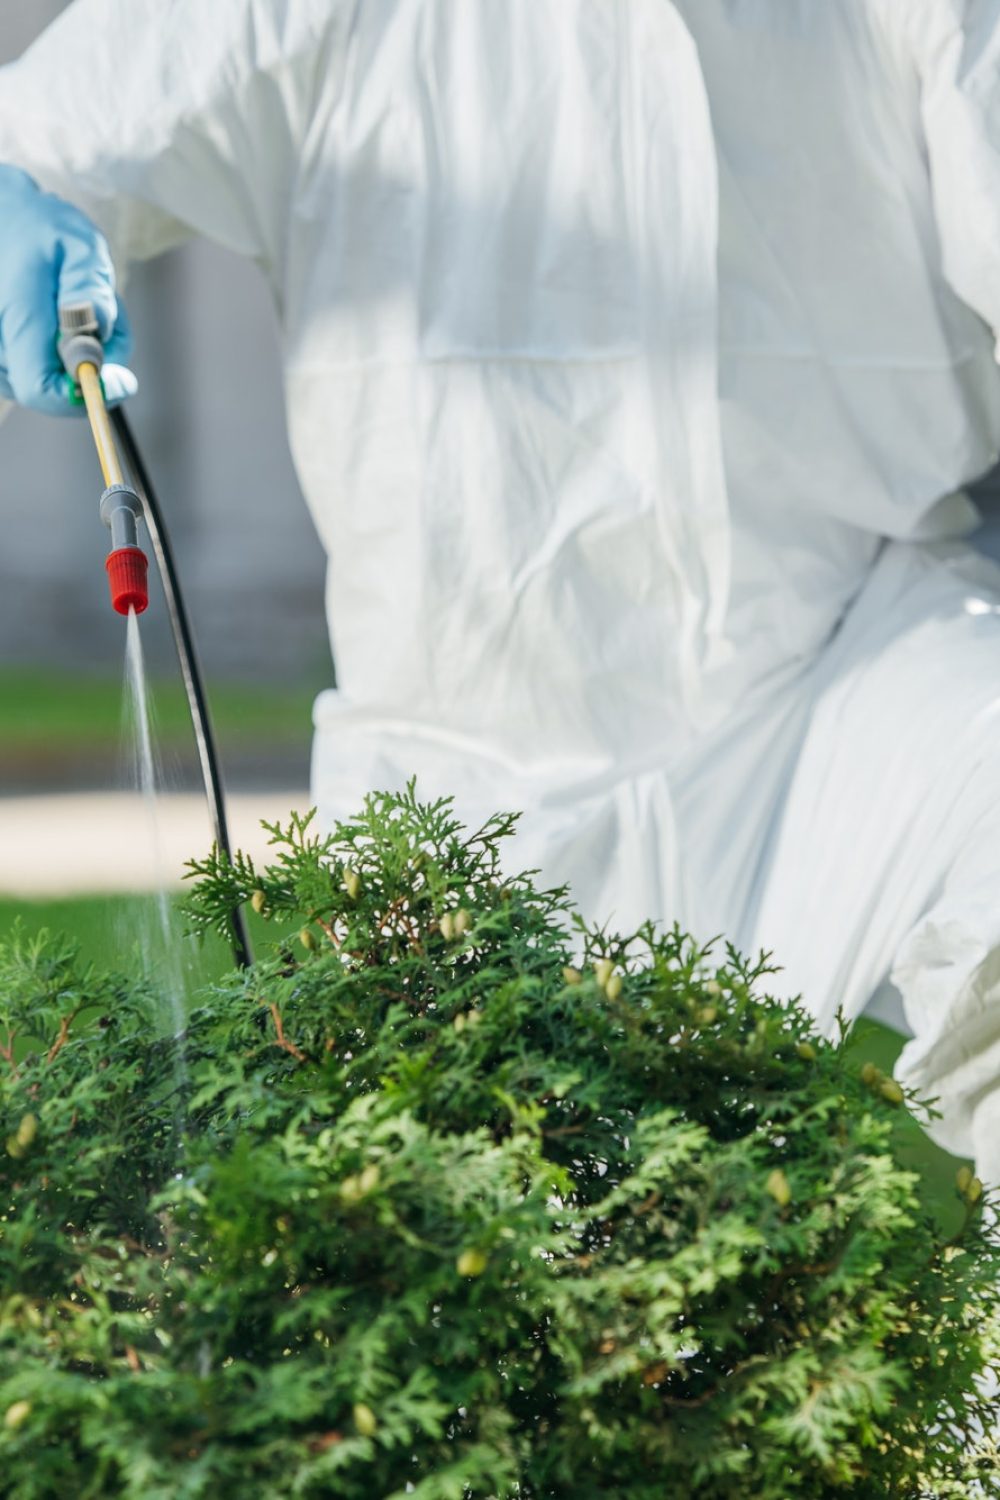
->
(2, 0), (1000, 1177)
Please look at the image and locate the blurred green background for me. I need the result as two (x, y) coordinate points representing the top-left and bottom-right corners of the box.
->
(0, 663), (322, 791)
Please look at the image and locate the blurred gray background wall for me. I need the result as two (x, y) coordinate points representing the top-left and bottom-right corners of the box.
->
(0, 0), (330, 685)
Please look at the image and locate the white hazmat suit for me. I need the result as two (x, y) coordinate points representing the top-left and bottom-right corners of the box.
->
(2, 0), (1000, 1176)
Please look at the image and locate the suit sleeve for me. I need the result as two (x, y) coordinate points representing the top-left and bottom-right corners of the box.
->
(0, 0), (334, 282)
(912, 0), (1000, 336)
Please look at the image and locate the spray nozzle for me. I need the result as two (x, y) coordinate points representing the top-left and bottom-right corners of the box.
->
(106, 546), (149, 616)
(100, 484), (149, 615)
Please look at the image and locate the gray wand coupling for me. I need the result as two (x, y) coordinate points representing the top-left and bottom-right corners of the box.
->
(100, 483), (149, 615)
(57, 301), (104, 386)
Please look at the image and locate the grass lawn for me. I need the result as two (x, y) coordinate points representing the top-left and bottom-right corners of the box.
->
(0, 892), (299, 989)
(0, 891), (972, 1235)
(0, 665), (319, 757)
(843, 1016), (972, 1236)
(0, 892), (230, 983)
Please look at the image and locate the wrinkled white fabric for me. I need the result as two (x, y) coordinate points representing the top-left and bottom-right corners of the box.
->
(3, 0), (1000, 1176)
(0, 0), (728, 931)
(738, 541), (1000, 1180)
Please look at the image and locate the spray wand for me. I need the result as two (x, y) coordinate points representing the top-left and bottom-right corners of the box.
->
(58, 304), (149, 616)
(57, 302), (252, 969)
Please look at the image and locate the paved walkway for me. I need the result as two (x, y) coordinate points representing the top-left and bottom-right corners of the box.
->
(0, 791), (311, 897)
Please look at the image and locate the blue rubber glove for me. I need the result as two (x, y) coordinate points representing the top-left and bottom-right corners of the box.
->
(0, 164), (137, 415)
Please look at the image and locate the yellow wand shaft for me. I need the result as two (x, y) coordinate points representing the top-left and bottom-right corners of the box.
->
(77, 361), (125, 489)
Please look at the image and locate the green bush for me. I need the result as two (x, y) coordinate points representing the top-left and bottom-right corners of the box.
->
(0, 786), (998, 1498)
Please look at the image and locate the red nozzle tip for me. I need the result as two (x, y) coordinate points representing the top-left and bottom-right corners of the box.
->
(106, 546), (149, 616)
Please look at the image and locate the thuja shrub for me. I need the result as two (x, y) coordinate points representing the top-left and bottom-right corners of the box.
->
(0, 788), (998, 1498)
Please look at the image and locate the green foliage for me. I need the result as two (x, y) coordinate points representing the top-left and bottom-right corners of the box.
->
(0, 784), (998, 1497)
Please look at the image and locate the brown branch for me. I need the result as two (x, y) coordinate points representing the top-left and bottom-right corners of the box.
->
(268, 1004), (308, 1063)
(0, 1031), (18, 1079)
(633, 1189), (662, 1217)
(47, 1011), (79, 1065)
(371, 894), (425, 953)
(315, 916), (341, 949)
(765, 1254), (842, 1304)
(659, 1352), (773, 1410)
(659, 1385), (720, 1410)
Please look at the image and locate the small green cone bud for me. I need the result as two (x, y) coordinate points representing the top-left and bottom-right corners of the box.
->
(796, 1042), (817, 1062)
(4, 1401), (30, 1430)
(698, 1005), (718, 1026)
(353, 1403), (378, 1438)
(5, 1137), (25, 1160)
(860, 1062), (880, 1086)
(15, 1115), (37, 1149)
(606, 973), (624, 1001)
(704, 978), (723, 997)
(957, 1166), (974, 1196)
(341, 1166), (379, 1202)
(358, 1164), (380, 1195)
(593, 958), (615, 988)
(562, 966), (583, 986)
(766, 1169), (792, 1208)
(457, 1248), (489, 1278)
(466, 1008), (483, 1027)
(299, 926), (317, 953)
(439, 911), (456, 941)
(250, 888), (268, 915)
(343, 866), (362, 901)
(967, 1176), (984, 1205)
(453, 1012), (467, 1033)
(879, 1078), (904, 1107)
(453, 908), (472, 936)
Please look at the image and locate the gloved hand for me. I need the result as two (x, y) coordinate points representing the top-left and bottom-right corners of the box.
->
(0, 164), (137, 415)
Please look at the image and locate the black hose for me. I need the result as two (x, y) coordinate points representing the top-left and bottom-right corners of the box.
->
(110, 406), (253, 971)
